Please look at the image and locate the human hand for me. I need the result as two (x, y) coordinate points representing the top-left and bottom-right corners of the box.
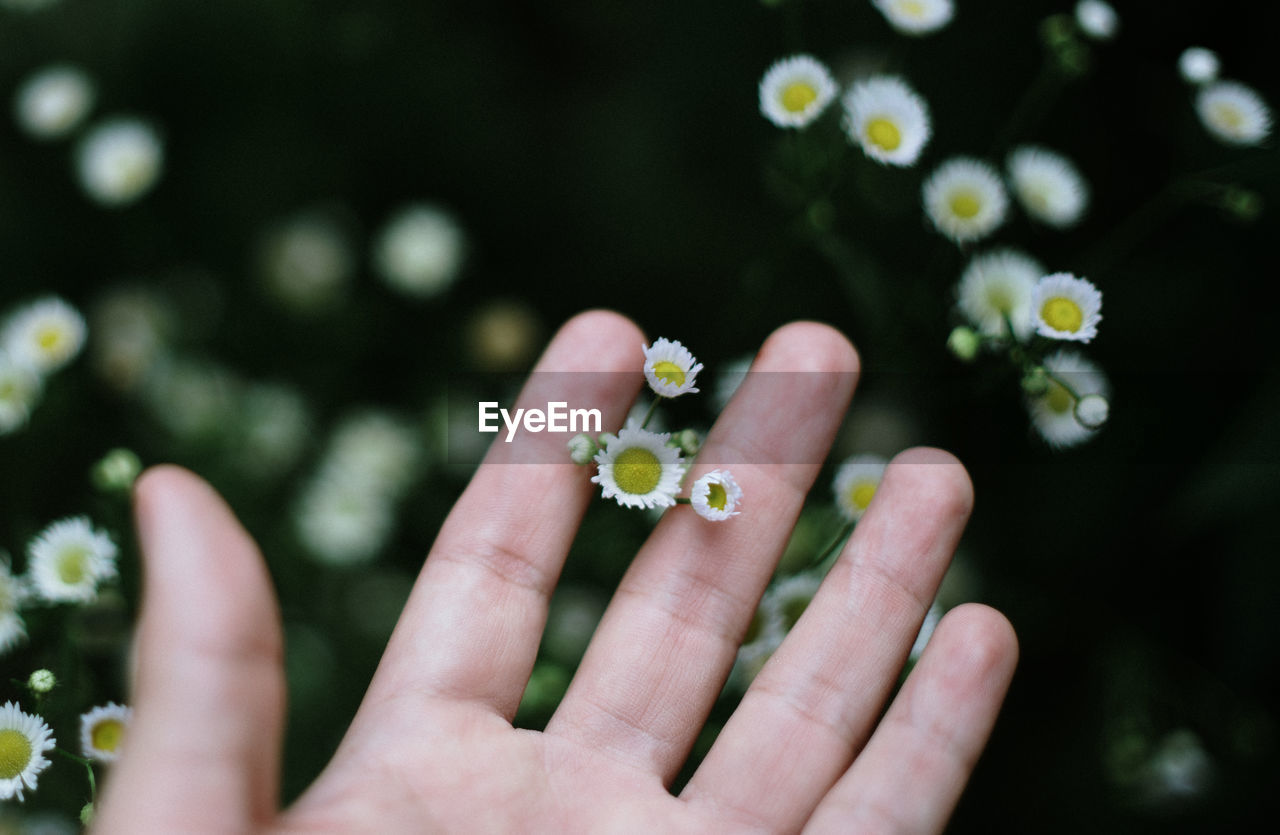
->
(93, 311), (1017, 834)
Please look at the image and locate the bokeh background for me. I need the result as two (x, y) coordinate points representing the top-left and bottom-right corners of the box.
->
(3, 0), (1278, 831)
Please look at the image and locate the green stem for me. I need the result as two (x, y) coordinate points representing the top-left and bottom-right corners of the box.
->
(54, 747), (97, 801)
(808, 520), (857, 572)
(675, 497), (692, 505)
(639, 397), (662, 430)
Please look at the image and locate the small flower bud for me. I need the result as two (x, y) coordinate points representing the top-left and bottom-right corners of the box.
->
(28, 668), (58, 694)
(1075, 393), (1110, 429)
(670, 428), (702, 456)
(92, 447), (143, 492)
(597, 432), (617, 450)
(81, 802), (95, 826)
(947, 326), (981, 362)
(1220, 188), (1262, 223)
(1021, 366), (1050, 397)
(567, 433), (597, 465)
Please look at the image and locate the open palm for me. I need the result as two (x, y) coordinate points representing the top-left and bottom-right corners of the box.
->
(95, 311), (1017, 834)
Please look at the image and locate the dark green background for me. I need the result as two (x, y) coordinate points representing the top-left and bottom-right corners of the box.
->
(3, 1), (1278, 831)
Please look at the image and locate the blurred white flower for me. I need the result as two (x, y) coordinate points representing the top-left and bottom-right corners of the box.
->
(1032, 272), (1103, 343)
(758, 54), (839, 129)
(78, 703), (130, 763)
(13, 64), (95, 140)
(956, 248), (1043, 340)
(372, 203), (466, 298)
(1075, 0), (1119, 41)
(833, 454), (888, 521)
(259, 210), (355, 313)
(26, 516), (118, 604)
(909, 603), (943, 662)
(1007, 146), (1089, 228)
(0, 560), (27, 654)
(923, 157), (1009, 243)
(2, 296), (87, 374)
(233, 383), (313, 478)
(842, 75), (932, 167)
(294, 475), (395, 566)
(327, 410), (423, 494)
(871, 0), (954, 36)
(142, 358), (240, 441)
(90, 287), (172, 392)
(1027, 349), (1110, 448)
(0, 354), (42, 435)
(75, 117), (164, 206)
(1178, 47), (1220, 85)
(1195, 80), (1272, 146)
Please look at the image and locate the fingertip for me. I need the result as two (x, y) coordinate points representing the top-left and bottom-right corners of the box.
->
(885, 447), (975, 522)
(757, 320), (860, 375)
(933, 602), (1019, 681)
(539, 309), (647, 374)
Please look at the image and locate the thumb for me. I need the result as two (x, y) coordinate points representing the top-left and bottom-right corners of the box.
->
(94, 465), (286, 833)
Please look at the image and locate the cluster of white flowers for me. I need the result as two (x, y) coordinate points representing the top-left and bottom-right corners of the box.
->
(0, 296), (87, 435)
(1, 514), (120, 658)
(0, 696), (132, 804)
(10, 60), (164, 206)
(294, 409), (424, 566)
(760, 54), (934, 169)
(573, 338), (744, 522)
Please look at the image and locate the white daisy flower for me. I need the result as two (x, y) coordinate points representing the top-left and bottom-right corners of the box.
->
(758, 54), (839, 129)
(871, 0), (954, 36)
(259, 211), (355, 313)
(79, 703), (131, 763)
(1178, 47), (1220, 85)
(592, 426), (685, 510)
(1028, 349), (1110, 448)
(1074, 0), (1119, 41)
(841, 75), (932, 167)
(2, 296), (87, 374)
(730, 603), (785, 691)
(0, 701), (55, 802)
(372, 203), (466, 299)
(833, 454), (888, 521)
(1007, 146), (1089, 228)
(956, 248), (1044, 340)
(764, 571), (823, 633)
(922, 157), (1009, 244)
(1, 561), (27, 655)
(75, 117), (164, 207)
(294, 476), (395, 566)
(26, 516), (118, 604)
(1033, 272), (1103, 343)
(909, 602), (943, 662)
(642, 337), (703, 398)
(690, 470), (743, 521)
(13, 64), (95, 140)
(1195, 81), (1273, 146)
(0, 354), (43, 435)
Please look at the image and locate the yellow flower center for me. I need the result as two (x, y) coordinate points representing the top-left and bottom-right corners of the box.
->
(1213, 102), (1244, 131)
(91, 718), (126, 753)
(1041, 297), (1084, 333)
(652, 361), (686, 387)
(782, 595), (811, 629)
(949, 191), (982, 219)
(895, 0), (927, 18)
(1044, 381), (1074, 415)
(849, 482), (877, 511)
(705, 482), (728, 511)
(780, 81), (818, 114)
(985, 286), (1013, 314)
(613, 447), (662, 495)
(57, 547), (90, 585)
(36, 326), (65, 352)
(866, 117), (902, 151)
(0, 728), (33, 779)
